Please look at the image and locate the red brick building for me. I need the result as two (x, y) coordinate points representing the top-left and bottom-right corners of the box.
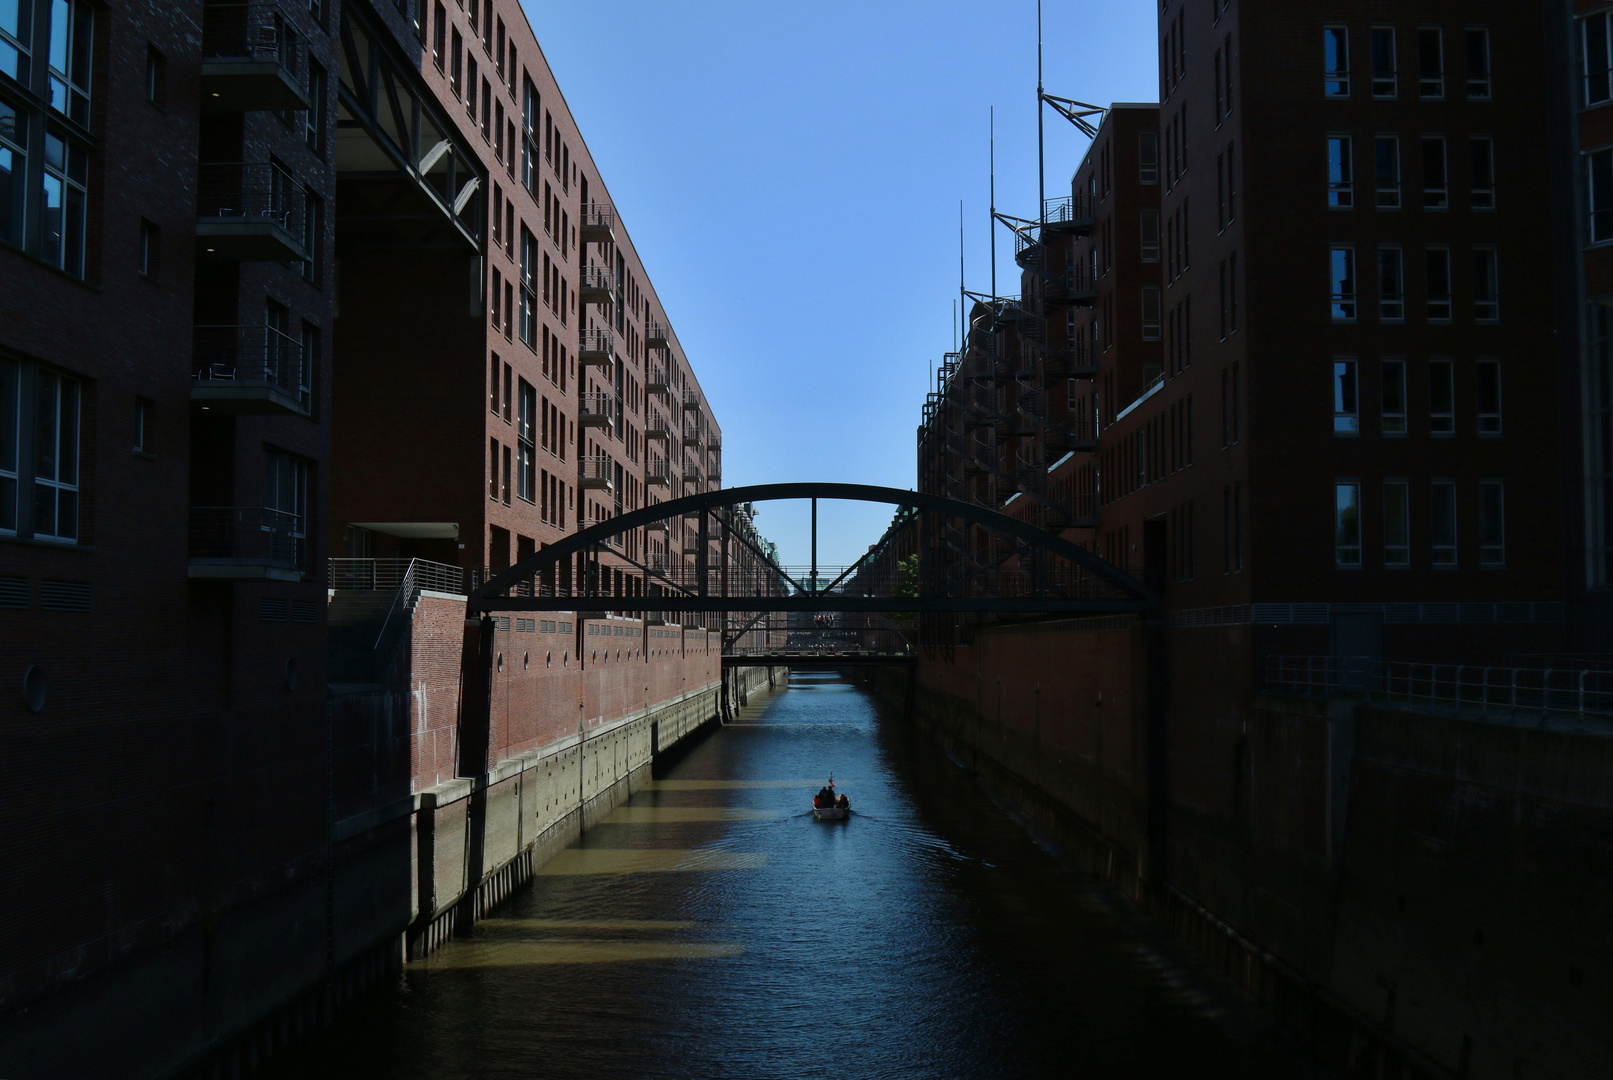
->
(0, 0), (749, 1075)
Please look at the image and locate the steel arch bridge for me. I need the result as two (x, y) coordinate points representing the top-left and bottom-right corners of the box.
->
(468, 482), (1157, 619)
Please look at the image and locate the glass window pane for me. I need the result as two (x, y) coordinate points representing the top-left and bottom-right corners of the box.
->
(1382, 359), (1407, 434)
(1336, 483), (1362, 566)
(1384, 482), (1410, 566)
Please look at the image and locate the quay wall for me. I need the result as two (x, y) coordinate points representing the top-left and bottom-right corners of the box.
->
(874, 620), (1613, 1080)
(0, 586), (783, 1080)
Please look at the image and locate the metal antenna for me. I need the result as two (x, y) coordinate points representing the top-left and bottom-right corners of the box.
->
(990, 106), (996, 300)
(958, 200), (965, 344)
(1037, 0), (1045, 220)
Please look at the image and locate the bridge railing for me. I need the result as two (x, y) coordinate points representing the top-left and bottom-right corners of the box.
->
(1265, 654), (1613, 722)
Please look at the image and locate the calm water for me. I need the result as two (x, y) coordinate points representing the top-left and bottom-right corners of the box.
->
(281, 672), (1320, 1079)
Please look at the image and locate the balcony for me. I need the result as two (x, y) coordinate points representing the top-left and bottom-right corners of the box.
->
(645, 416), (671, 441)
(706, 432), (722, 452)
(681, 390), (701, 413)
(188, 506), (304, 581)
(196, 162), (308, 261)
(200, 2), (310, 112)
(646, 461), (671, 487)
(191, 324), (310, 414)
(683, 426), (702, 447)
(1044, 264), (1097, 308)
(646, 365), (670, 393)
(579, 263), (617, 306)
(579, 455), (614, 491)
(683, 463), (704, 486)
(578, 391), (615, 429)
(646, 321), (670, 349)
(580, 202), (616, 245)
(708, 459), (722, 482)
(579, 327), (615, 367)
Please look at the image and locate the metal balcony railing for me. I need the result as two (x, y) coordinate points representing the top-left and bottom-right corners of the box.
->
(645, 417), (671, 440)
(706, 432), (722, 451)
(189, 506), (303, 569)
(1265, 655), (1613, 723)
(683, 463), (703, 484)
(579, 263), (616, 301)
(707, 460), (722, 482)
(201, 1), (301, 71)
(329, 557), (465, 594)
(579, 327), (615, 363)
(1042, 192), (1095, 225)
(579, 455), (614, 487)
(646, 321), (670, 347)
(578, 391), (615, 427)
(580, 201), (615, 240)
(192, 324), (309, 408)
(197, 162), (302, 234)
(682, 426), (702, 446)
(682, 390), (701, 412)
(646, 365), (670, 392)
(646, 460), (671, 486)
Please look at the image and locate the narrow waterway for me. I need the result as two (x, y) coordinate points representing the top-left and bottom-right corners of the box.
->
(280, 672), (1321, 1079)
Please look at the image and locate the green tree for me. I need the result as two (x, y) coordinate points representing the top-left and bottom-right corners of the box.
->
(895, 554), (920, 598)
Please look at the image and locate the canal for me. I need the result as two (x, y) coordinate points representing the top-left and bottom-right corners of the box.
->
(277, 671), (1323, 1079)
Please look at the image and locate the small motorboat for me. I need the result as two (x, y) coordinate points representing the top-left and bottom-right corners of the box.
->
(811, 779), (849, 820)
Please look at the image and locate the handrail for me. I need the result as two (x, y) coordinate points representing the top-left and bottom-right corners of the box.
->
(1264, 654), (1613, 721)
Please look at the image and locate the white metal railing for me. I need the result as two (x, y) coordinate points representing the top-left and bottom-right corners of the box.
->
(1265, 654), (1613, 722)
(329, 557), (462, 594)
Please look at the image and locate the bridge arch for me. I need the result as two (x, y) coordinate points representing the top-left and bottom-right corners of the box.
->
(469, 482), (1157, 614)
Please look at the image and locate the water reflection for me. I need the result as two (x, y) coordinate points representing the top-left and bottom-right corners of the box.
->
(278, 671), (1317, 1079)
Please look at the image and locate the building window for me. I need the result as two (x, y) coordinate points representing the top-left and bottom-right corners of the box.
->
(1422, 136), (1448, 209)
(1327, 135), (1353, 207)
(1336, 482), (1362, 567)
(433, 2), (445, 69)
(1381, 358), (1407, 434)
(305, 61), (325, 152)
(1418, 27), (1444, 98)
(489, 436), (499, 498)
(1591, 306), (1613, 585)
(134, 396), (153, 455)
(517, 379), (535, 502)
(1588, 148), (1613, 244)
(1225, 482), (1243, 572)
(1476, 359), (1502, 435)
(1139, 130), (1158, 184)
(0, 359), (15, 532)
(263, 447), (309, 571)
(30, 367), (80, 542)
(1370, 26), (1396, 97)
(144, 45), (165, 107)
(1426, 248), (1452, 321)
(42, 131), (87, 276)
(0, 101), (23, 248)
(450, 27), (462, 98)
(1473, 248), (1499, 321)
(139, 218), (159, 279)
(1378, 247), (1404, 321)
(1431, 481), (1458, 567)
(1374, 136), (1400, 208)
(1324, 25), (1350, 97)
(1334, 360), (1359, 434)
(1330, 246), (1357, 320)
(1384, 481), (1410, 567)
(298, 322), (317, 409)
(1470, 138), (1495, 210)
(502, 444), (511, 505)
(1583, 12), (1613, 106)
(301, 190), (321, 283)
(1430, 359), (1455, 434)
(1141, 285), (1161, 340)
(519, 227), (536, 345)
(1140, 207), (1159, 261)
(1466, 29), (1491, 99)
(1478, 481), (1505, 567)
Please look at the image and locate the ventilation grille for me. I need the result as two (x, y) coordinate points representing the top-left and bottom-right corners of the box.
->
(0, 576), (27, 609)
(291, 600), (317, 623)
(260, 598), (288, 621)
(39, 580), (91, 612)
(516, 618), (535, 632)
(495, 616), (511, 631)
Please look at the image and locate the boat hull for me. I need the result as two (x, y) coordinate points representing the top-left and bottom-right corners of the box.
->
(811, 805), (848, 820)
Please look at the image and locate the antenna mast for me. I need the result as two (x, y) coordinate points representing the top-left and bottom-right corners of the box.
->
(1037, 0), (1045, 221)
(958, 201), (965, 346)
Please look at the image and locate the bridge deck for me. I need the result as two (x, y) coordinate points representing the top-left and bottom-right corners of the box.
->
(722, 653), (917, 668)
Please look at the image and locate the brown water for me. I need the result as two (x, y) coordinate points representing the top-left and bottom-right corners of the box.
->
(278, 671), (1323, 1079)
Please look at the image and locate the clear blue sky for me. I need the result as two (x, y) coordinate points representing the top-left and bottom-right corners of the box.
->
(523, 1), (1159, 567)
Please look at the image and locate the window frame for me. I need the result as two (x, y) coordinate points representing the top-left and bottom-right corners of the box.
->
(1476, 358), (1502, 435)
(1381, 357), (1408, 435)
(1335, 480), (1363, 568)
(1333, 358), (1360, 435)
(1374, 135), (1401, 209)
(1465, 28), (1491, 100)
(1370, 26), (1397, 98)
(1422, 135), (1449, 210)
(1418, 26), (1445, 99)
(1330, 245), (1357, 321)
(1478, 480), (1505, 567)
(1383, 480), (1411, 568)
(1425, 247), (1453, 321)
(1327, 134), (1354, 208)
(1431, 480), (1458, 567)
(1473, 246), (1499, 322)
(1470, 136), (1495, 211)
(1324, 25), (1350, 98)
(1378, 245), (1405, 322)
(1429, 357), (1456, 435)
(1583, 10), (1613, 107)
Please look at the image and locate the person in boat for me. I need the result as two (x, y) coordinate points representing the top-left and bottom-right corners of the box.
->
(836, 792), (849, 811)
(814, 785), (831, 808)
